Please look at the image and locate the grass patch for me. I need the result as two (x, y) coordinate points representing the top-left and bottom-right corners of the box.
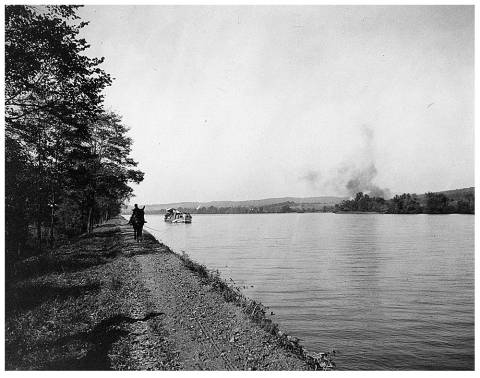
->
(6, 280), (101, 316)
(5, 218), (169, 370)
(179, 252), (210, 280)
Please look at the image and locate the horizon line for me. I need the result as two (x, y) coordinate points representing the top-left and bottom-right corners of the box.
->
(127, 186), (474, 206)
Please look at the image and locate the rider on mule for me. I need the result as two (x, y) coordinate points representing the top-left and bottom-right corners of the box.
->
(128, 204), (146, 224)
(128, 204), (147, 241)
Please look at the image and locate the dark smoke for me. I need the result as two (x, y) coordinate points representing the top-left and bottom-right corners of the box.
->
(341, 126), (391, 198)
(299, 125), (391, 199)
(300, 171), (321, 188)
(345, 163), (391, 199)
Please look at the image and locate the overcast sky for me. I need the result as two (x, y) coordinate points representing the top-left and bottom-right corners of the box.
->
(77, 5), (474, 204)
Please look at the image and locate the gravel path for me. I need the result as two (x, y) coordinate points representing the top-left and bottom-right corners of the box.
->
(121, 220), (310, 370)
(6, 218), (317, 370)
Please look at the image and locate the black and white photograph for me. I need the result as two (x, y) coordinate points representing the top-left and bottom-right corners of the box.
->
(3, 2), (476, 371)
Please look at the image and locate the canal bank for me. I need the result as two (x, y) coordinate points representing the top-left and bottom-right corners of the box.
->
(5, 217), (334, 370)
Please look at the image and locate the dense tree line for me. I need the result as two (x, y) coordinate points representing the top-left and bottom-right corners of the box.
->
(388, 193), (423, 214)
(146, 203), (296, 215)
(335, 191), (474, 214)
(140, 190), (474, 217)
(335, 192), (387, 212)
(423, 192), (474, 214)
(143, 202), (335, 215)
(5, 5), (143, 262)
(193, 202), (297, 214)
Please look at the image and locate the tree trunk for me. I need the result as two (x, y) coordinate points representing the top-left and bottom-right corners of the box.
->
(49, 204), (55, 244)
(36, 122), (45, 252)
(87, 207), (93, 234)
(37, 220), (42, 252)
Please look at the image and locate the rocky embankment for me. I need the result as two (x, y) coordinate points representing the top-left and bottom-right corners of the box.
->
(5, 217), (334, 370)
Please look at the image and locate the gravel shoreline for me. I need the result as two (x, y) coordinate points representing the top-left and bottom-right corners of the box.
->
(5, 217), (334, 370)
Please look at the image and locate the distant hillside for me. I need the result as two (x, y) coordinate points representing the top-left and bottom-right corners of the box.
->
(124, 196), (347, 213)
(415, 187), (474, 202)
(123, 188), (474, 214)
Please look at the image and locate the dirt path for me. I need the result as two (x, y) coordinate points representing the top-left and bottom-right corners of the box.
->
(135, 253), (306, 370)
(122, 220), (309, 370)
(5, 217), (325, 370)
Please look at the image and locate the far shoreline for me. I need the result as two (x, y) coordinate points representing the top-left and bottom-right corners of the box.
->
(124, 211), (475, 217)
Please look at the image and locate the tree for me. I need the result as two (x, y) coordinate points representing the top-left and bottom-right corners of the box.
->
(85, 111), (144, 231)
(5, 5), (143, 264)
(5, 6), (110, 125)
(388, 193), (422, 214)
(424, 192), (449, 214)
(336, 192), (387, 212)
(5, 5), (112, 247)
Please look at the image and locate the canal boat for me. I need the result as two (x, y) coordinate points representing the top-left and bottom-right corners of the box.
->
(164, 208), (192, 223)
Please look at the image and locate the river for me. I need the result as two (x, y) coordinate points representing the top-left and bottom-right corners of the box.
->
(141, 212), (474, 370)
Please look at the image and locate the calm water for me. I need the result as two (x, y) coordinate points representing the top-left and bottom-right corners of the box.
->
(142, 213), (474, 370)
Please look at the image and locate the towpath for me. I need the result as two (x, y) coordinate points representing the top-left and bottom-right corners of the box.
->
(5, 217), (313, 370)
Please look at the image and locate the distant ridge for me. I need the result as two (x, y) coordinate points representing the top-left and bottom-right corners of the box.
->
(415, 187), (474, 198)
(415, 187), (474, 202)
(125, 187), (474, 212)
(128, 196), (347, 212)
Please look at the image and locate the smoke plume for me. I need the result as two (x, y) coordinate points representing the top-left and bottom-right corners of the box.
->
(344, 163), (391, 198)
(300, 170), (321, 188)
(300, 125), (391, 199)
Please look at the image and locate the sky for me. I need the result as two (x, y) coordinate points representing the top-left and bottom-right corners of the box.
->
(77, 5), (474, 204)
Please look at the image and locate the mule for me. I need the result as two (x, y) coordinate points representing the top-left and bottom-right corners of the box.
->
(131, 207), (146, 241)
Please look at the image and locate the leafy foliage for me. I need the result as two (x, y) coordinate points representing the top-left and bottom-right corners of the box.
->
(388, 193), (422, 214)
(5, 5), (143, 262)
(335, 192), (387, 212)
(335, 191), (474, 214)
(424, 192), (450, 214)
